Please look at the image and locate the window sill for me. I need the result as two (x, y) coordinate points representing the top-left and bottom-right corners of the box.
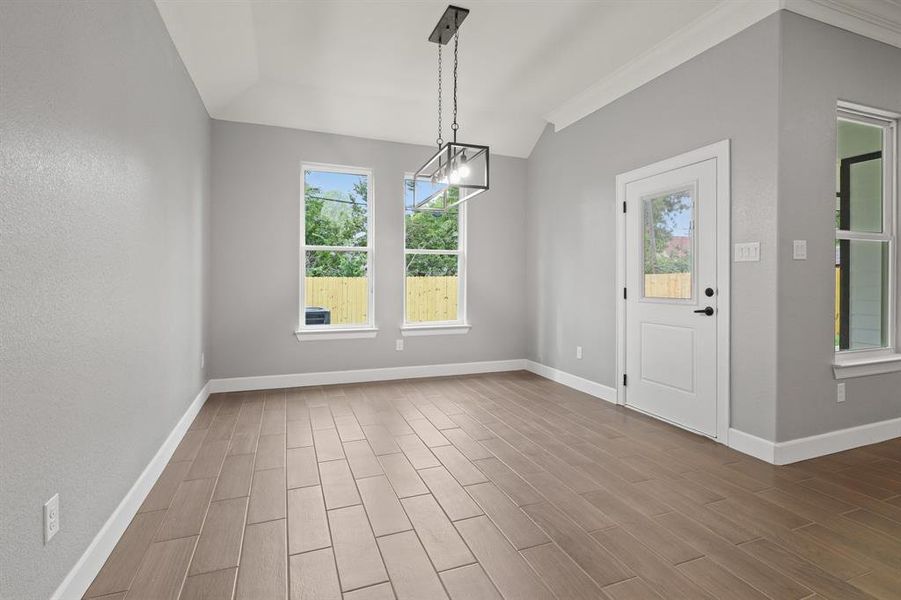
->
(833, 351), (901, 379)
(295, 327), (378, 341)
(401, 324), (471, 337)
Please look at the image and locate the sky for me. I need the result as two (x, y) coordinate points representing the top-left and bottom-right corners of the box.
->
(305, 170), (367, 204)
(667, 203), (693, 238)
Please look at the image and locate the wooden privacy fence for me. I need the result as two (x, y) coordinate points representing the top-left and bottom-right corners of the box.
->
(305, 277), (368, 324)
(644, 273), (692, 299)
(406, 276), (458, 322)
(305, 276), (457, 324)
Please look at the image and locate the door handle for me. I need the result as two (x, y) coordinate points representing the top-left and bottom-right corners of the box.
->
(694, 306), (715, 316)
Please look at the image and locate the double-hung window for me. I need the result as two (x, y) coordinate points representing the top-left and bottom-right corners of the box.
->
(298, 163), (375, 339)
(834, 104), (899, 374)
(403, 178), (469, 334)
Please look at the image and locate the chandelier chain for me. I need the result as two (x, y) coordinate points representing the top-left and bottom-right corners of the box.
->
(452, 30), (459, 141)
(436, 44), (443, 147)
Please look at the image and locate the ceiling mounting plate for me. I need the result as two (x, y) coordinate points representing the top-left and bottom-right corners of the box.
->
(428, 5), (470, 45)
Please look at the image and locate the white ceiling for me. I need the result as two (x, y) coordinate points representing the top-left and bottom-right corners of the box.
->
(156, 0), (901, 158)
(155, 0), (723, 157)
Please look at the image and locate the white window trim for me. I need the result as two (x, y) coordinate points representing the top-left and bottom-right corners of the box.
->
(833, 102), (900, 371)
(297, 162), (375, 340)
(401, 323), (471, 337)
(834, 349), (901, 379)
(295, 327), (379, 342)
(402, 175), (469, 331)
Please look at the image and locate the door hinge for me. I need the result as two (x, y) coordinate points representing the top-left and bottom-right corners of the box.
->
(623, 287), (627, 300)
(623, 201), (627, 213)
(623, 374), (628, 387)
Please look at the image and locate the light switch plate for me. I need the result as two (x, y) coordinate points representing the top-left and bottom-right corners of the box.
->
(793, 240), (807, 260)
(734, 242), (760, 262)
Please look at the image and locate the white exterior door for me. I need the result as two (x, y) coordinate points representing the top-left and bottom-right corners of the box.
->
(624, 158), (719, 437)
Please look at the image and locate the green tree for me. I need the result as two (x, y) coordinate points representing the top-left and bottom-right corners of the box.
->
(405, 182), (459, 276)
(643, 191), (692, 274)
(305, 177), (368, 277)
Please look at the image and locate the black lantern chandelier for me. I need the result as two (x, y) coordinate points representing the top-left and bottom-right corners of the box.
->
(412, 5), (489, 212)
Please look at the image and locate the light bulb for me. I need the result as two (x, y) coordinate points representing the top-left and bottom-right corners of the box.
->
(457, 163), (470, 178)
(449, 170), (461, 184)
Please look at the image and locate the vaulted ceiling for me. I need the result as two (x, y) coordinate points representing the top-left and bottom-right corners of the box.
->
(156, 0), (901, 158)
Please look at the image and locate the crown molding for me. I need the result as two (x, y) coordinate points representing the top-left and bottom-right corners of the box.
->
(785, 0), (901, 48)
(546, 0), (901, 133)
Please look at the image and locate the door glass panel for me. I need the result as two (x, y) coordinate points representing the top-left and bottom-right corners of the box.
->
(643, 187), (694, 300)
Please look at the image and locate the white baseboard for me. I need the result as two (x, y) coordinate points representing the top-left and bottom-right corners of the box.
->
(730, 416), (901, 465)
(208, 359), (528, 393)
(774, 416), (901, 465)
(524, 360), (618, 404)
(728, 428), (776, 463)
(51, 383), (210, 600)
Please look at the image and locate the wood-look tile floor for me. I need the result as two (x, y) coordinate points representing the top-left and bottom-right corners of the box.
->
(85, 371), (901, 600)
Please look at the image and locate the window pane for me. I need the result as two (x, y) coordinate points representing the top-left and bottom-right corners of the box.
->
(643, 188), (693, 300)
(404, 179), (459, 250)
(835, 240), (890, 351)
(304, 251), (368, 326)
(405, 254), (458, 323)
(304, 170), (368, 246)
(836, 119), (883, 233)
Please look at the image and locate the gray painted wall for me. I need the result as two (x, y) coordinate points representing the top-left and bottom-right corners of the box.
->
(776, 12), (901, 441)
(2, 6), (898, 598)
(0, 2), (210, 598)
(526, 15), (782, 440)
(209, 120), (527, 378)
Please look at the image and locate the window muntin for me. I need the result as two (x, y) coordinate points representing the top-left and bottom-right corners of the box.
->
(835, 108), (896, 353)
(300, 164), (373, 329)
(404, 178), (466, 325)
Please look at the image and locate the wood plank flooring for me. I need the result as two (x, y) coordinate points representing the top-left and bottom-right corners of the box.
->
(85, 371), (901, 599)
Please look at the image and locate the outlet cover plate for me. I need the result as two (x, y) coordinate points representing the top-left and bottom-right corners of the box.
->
(44, 493), (59, 543)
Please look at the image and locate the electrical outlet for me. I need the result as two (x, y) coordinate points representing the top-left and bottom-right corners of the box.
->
(395, 339), (404, 351)
(793, 240), (807, 260)
(200, 352), (205, 369)
(576, 346), (582, 359)
(837, 382), (846, 403)
(44, 493), (59, 543)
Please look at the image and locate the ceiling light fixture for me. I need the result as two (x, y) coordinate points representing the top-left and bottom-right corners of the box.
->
(412, 5), (489, 212)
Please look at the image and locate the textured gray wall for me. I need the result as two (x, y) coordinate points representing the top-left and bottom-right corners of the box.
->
(0, 2), (210, 598)
(526, 15), (782, 440)
(2, 6), (898, 599)
(776, 12), (901, 441)
(209, 120), (527, 378)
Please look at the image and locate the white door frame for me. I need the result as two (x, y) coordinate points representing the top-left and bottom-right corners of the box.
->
(615, 140), (732, 442)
